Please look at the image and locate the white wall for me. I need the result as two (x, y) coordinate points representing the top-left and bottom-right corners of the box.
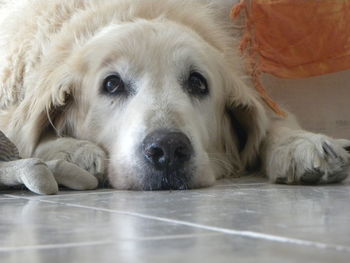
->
(263, 72), (350, 139)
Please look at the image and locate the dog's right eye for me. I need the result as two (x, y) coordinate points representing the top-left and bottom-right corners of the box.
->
(102, 74), (125, 95)
(186, 72), (209, 97)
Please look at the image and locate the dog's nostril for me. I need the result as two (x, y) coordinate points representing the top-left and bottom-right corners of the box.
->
(142, 129), (193, 170)
(174, 146), (191, 162)
(145, 145), (165, 164)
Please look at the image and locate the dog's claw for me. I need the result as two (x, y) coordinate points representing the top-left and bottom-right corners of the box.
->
(300, 169), (323, 184)
(322, 142), (338, 159)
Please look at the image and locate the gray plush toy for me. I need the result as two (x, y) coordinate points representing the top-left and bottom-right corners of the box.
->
(0, 131), (98, 194)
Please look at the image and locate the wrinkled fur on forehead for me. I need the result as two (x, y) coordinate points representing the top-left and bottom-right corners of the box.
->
(1, 0), (269, 175)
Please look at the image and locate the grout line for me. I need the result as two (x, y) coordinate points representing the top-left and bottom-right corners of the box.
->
(229, 188), (294, 191)
(214, 187), (299, 192)
(3, 190), (119, 199)
(0, 240), (114, 252)
(7, 195), (350, 253)
(0, 233), (220, 252)
(5, 186), (293, 200)
(131, 232), (220, 241)
(213, 183), (270, 187)
(2, 194), (18, 199)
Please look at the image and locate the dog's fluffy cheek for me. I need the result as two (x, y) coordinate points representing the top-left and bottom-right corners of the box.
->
(107, 160), (143, 190)
(190, 154), (216, 188)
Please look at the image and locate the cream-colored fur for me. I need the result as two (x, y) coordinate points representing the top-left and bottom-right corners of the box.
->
(0, 0), (349, 193)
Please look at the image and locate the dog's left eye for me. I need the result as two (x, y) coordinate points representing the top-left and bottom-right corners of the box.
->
(102, 74), (125, 95)
(187, 72), (209, 97)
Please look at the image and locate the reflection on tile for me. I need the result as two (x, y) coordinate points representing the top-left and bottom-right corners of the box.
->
(1, 177), (350, 263)
(1, 234), (348, 263)
(0, 198), (210, 248)
(28, 183), (350, 246)
(0, 197), (15, 200)
(214, 175), (268, 186)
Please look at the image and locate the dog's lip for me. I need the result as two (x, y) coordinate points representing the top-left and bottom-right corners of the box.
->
(107, 159), (195, 190)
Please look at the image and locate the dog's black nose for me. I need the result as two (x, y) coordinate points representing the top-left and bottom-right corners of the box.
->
(142, 129), (193, 171)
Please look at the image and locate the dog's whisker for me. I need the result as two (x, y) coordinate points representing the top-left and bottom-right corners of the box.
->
(209, 157), (234, 171)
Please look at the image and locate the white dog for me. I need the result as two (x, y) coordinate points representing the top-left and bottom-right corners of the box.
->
(0, 0), (349, 194)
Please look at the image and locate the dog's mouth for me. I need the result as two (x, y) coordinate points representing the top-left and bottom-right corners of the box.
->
(140, 168), (192, 190)
(107, 165), (194, 191)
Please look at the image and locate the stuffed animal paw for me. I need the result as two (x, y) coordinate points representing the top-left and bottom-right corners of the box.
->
(0, 131), (98, 194)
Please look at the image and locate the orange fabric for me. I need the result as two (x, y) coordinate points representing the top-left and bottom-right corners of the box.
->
(231, 0), (350, 116)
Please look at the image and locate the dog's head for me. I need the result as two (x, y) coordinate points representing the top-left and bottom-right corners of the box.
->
(9, 0), (269, 190)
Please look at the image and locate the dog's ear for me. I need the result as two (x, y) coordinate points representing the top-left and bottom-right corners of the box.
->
(225, 76), (270, 170)
(3, 63), (77, 157)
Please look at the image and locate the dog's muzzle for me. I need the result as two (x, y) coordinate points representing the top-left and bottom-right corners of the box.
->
(141, 129), (193, 190)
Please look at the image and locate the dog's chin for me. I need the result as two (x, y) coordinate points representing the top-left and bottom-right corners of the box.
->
(107, 167), (191, 191)
(107, 163), (214, 191)
(140, 167), (194, 191)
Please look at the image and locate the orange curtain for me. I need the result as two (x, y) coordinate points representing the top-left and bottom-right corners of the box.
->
(232, 0), (350, 115)
(233, 0), (350, 78)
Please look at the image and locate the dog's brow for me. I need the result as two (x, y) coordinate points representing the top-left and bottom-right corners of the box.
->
(100, 56), (115, 68)
(100, 54), (119, 69)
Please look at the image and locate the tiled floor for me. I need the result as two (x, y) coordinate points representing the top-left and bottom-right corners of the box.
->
(1, 176), (350, 263)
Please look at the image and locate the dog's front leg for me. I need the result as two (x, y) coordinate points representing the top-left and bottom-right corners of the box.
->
(261, 114), (350, 184)
(34, 135), (107, 184)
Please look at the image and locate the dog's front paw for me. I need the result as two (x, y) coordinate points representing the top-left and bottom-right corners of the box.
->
(35, 138), (107, 182)
(267, 133), (350, 184)
(62, 141), (106, 181)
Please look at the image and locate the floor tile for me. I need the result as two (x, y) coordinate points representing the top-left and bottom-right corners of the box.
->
(22, 180), (350, 247)
(1, 233), (348, 263)
(1, 177), (350, 262)
(0, 198), (211, 248)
